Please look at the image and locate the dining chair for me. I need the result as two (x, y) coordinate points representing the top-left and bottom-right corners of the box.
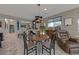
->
(42, 38), (54, 55)
(23, 32), (37, 55)
(42, 30), (55, 55)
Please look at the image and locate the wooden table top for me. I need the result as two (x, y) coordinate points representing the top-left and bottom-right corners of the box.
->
(32, 34), (49, 42)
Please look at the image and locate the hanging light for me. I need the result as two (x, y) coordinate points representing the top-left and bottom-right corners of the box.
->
(33, 4), (43, 23)
(32, 4), (46, 35)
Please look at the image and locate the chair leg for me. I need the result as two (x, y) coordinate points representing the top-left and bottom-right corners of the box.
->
(50, 49), (51, 55)
(53, 42), (55, 55)
(53, 40), (55, 55)
(35, 47), (37, 55)
(53, 48), (55, 55)
(24, 48), (25, 55)
(26, 49), (28, 55)
(42, 46), (43, 54)
(69, 48), (71, 54)
(27, 52), (28, 55)
(0, 41), (2, 48)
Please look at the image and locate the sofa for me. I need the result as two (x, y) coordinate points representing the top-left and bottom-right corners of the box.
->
(57, 30), (79, 54)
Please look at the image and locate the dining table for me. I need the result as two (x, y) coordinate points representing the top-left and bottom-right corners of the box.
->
(31, 34), (50, 54)
(32, 34), (49, 42)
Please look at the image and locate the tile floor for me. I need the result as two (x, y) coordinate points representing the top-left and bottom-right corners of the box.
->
(55, 41), (68, 55)
(0, 33), (68, 55)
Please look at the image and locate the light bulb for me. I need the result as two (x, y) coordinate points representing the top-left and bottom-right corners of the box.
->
(44, 8), (47, 11)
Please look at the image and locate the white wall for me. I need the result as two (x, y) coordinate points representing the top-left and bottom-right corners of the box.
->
(0, 17), (30, 40)
(46, 7), (79, 37)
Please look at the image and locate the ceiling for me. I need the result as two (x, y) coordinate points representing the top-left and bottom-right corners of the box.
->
(0, 4), (79, 20)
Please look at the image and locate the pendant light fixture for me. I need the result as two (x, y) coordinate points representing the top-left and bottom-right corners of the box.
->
(33, 4), (43, 23)
(32, 4), (46, 31)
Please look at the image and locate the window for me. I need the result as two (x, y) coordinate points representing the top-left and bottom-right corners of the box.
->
(48, 17), (62, 27)
(48, 22), (54, 27)
(48, 21), (61, 27)
(53, 21), (61, 27)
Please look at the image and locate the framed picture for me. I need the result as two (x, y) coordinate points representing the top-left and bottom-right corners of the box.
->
(64, 17), (73, 26)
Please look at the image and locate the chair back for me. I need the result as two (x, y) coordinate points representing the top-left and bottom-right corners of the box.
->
(57, 30), (70, 41)
(50, 34), (55, 49)
(45, 30), (55, 49)
(46, 30), (53, 39)
(23, 32), (28, 50)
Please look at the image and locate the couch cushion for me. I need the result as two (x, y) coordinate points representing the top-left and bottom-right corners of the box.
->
(65, 41), (79, 48)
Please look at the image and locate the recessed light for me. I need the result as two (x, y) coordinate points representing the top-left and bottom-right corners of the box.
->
(44, 8), (47, 11)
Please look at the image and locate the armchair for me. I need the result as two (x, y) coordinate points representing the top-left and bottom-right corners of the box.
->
(57, 30), (79, 54)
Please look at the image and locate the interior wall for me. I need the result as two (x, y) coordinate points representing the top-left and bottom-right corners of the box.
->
(0, 17), (30, 40)
(46, 7), (79, 37)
